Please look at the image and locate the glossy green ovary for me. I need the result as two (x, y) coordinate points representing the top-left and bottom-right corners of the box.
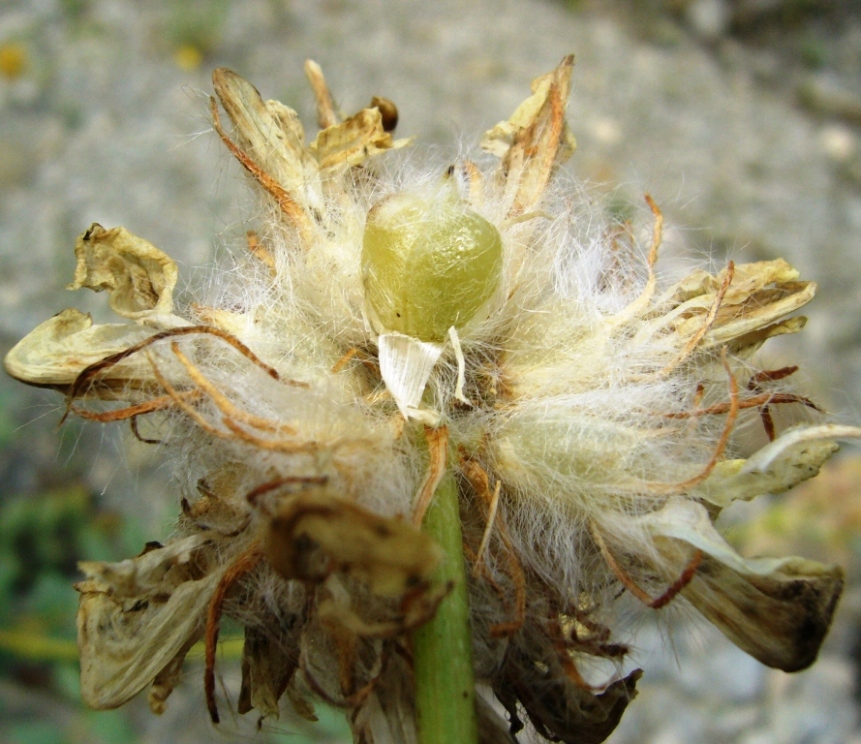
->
(362, 193), (503, 342)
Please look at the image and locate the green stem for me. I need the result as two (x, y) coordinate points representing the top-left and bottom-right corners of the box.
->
(412, 470), (479, 744)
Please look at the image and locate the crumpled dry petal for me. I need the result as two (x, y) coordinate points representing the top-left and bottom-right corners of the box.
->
(238, 624), (300, 719)
(5, 222), (188, 392)
(662, 259), (816, 352)
(68, 223), (180, 322)
(633, 496), (844, 671)
(310, 107), (408, 170)
(75, 532), (230, 711)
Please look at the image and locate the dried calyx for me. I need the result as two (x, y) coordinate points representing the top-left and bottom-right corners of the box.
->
(4, 55), (858, 744)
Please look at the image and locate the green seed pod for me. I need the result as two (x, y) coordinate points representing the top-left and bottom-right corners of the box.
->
(362, 189), (503, 342)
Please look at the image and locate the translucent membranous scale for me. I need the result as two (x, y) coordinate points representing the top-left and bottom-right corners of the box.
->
(361, 189), (503, 342)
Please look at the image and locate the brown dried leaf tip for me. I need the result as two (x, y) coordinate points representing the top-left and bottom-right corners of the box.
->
(5, 56), (859, 743)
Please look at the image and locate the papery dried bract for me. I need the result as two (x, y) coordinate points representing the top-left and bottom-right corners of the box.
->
(481, 54), (576, 216)
(76, 533), (231, 711)
(212, 68), (313, 203)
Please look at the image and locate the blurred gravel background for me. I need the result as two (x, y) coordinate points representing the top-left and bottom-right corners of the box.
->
(2, 1), (861, 743)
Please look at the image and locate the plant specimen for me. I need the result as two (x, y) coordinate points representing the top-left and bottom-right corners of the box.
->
(5, 56), (857, 744)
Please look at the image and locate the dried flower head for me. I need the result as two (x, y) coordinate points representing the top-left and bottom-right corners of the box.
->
(5, 56), (859, 744)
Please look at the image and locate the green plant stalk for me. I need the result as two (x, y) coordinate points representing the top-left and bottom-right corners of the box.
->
(412, 470), (479, 744)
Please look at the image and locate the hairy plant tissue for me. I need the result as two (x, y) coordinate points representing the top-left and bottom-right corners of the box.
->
(5, 55), (859, 744)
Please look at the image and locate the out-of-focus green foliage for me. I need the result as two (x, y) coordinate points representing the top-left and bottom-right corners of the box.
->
(0, 485), (124, 634)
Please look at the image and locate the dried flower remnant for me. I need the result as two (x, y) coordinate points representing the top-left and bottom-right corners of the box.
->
(4, 55), (859, 743)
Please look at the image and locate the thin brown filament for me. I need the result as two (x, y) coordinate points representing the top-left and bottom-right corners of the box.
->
(221, 416), (321, 454)
(170, 342), (297, 435)
(69, 389), (201, 423)
(460, 458), (526, 637)
(245, 230), (276, 272)
(748, 366), (799, 388)
(145, 348), (322, 455)
(204, 545), (263, 724)
(244, 476), (328, 511)
(546, 617), (601, 691)
(462, 160), (484, 207)
(303, 60), (340, 130)
(473, 480), (501, 577)
(665, 392), (822, 419)
(611, 194), (663, 324)
(299, 638), (384, 709)
(589, 523), (653, 606)
(331, 348), (359, 374)
(555, 643), (597, 691)
(130, 415), (162, 445)
(649, 549), (703, 609)
(645, 349), (740, 494)
(643, 193), (662, 270)
(145, 351), (238, 443)
(64, 324), (284, 424)
(411, 425), (449, 527)
(589, 522), (702, 609)
(746, 365), (808, 441)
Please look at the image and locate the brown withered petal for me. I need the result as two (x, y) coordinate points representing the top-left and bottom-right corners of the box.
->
(238, 624), (299, 719)
(496, 642), (641, 744)
(265, 489), (442, 597)
(635, 496), (844, 671)
(682, 554), (843, 672)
